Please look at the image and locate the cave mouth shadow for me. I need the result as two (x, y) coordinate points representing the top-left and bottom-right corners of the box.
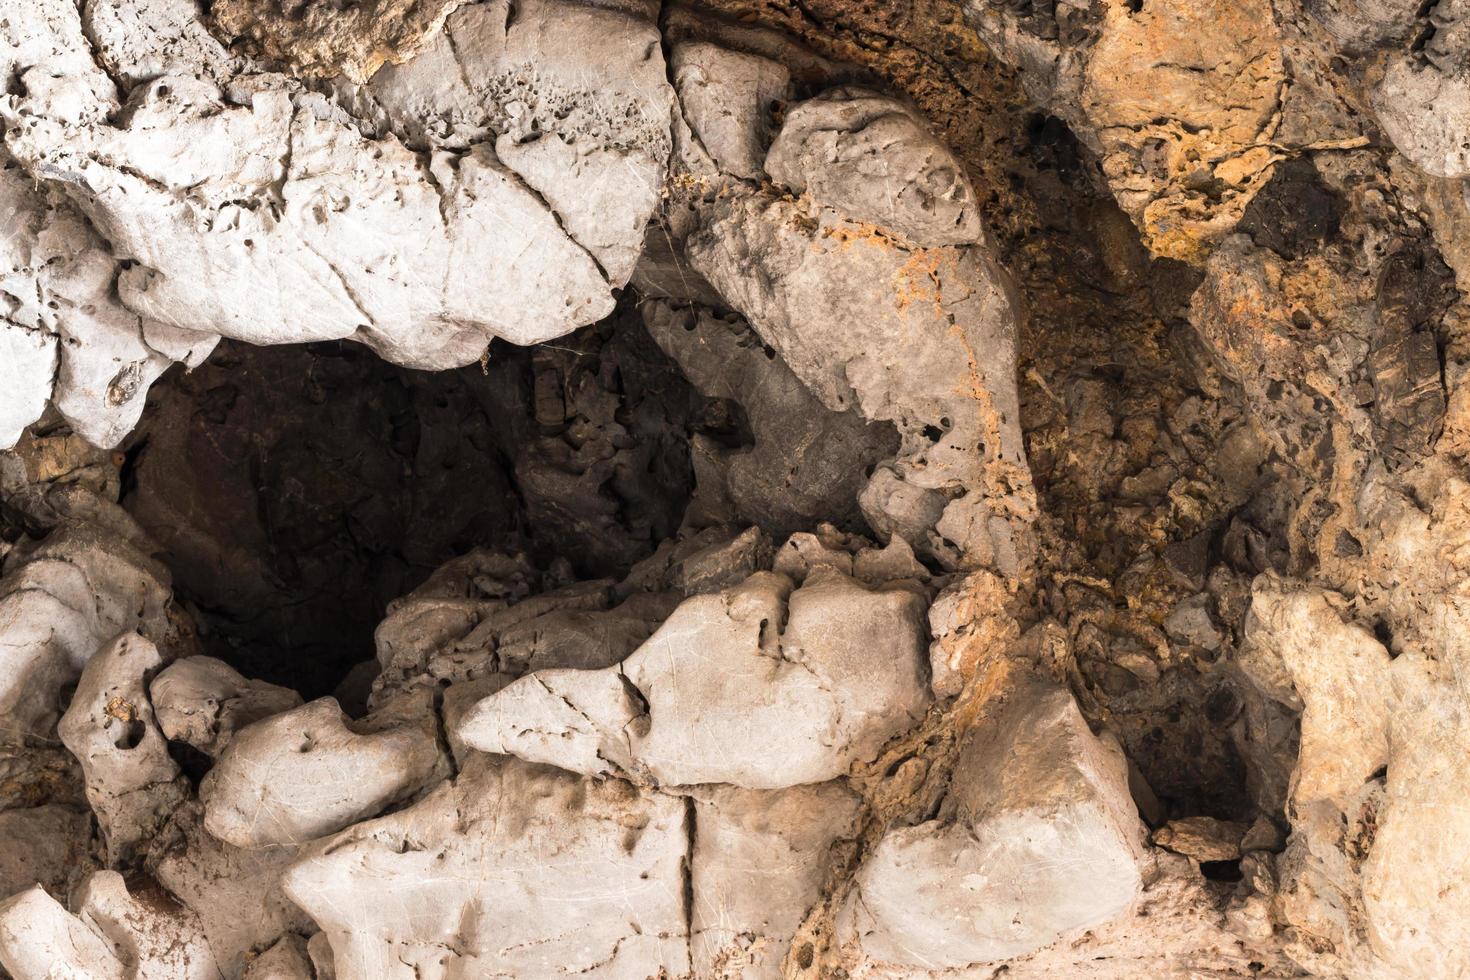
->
(121, 310), (704, 700)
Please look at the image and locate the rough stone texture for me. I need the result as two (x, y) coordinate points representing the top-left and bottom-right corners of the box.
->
(152, 656), (303, 757)
(0, 0), (674, 449)
(689, 782), (862, 978)
(458, 566), (932, 788)
(3, 0), (1470, 976)
(76, 870), (222, 980)
(0, 512), (180, 739)
(212, 0), (465, 83)
(242, 935), (314, 980)
(0, 886), (125, 980)
(672, 40), (792, 179)
(200, 694), (447, 848)
(835, 674), (1145, 971)
(282, 754), (690, 979)
(1152, 816), (1249, 863)
(765, 87), (984, 246)
(57, 632), (189, 867)
(642, 300), (899, 540)
(1078, 0), (1286, 264)
(356, 0), (674, 286)
(146, 801), (313, 977)
(927, 570), (1020, 698)
(688, 192), (1034, 573)
(0, 805), (92, 900)
(1372, 0), (1470, 178)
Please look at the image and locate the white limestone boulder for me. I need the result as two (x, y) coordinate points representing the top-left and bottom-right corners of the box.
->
(357, 0), (673, 287)
(671, 41), (792, 178)
(690, 782), (861, 978)
(151, 656), (304, 757)
(282, 754), (690, 979)
(836, 675), (1145, 969)
(0, 520), (176, 738)
(686, 191), (1034, 573)
(200, 693), (447, 849)
(57, 632), (189, 866)
(0, 0), (694, 452)
(76, 870), (222, 980)
(0, 886), (124, 980)
(764, 87), (984, 246)
(147, 802), (313, 978)
(1372, 0), (1470, 177)
(458, 568), (931, 788)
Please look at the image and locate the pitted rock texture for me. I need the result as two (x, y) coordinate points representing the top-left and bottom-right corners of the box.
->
(1, 0), (1470, 978)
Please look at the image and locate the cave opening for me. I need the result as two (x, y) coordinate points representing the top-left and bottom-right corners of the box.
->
(117, 304), (710, 699)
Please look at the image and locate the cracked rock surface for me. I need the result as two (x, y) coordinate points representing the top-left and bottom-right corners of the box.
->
(1, 0), (1470, 977)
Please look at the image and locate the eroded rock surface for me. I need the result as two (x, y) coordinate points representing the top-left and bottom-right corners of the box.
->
(282, 754), (691, 979)
(200, 693), (447, 848)
(2, 0), (1469, 977)
(836, 674), (1145, 970)
(457, 566), (932, 788)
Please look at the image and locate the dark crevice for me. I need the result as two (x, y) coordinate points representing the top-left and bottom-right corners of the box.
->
(120, 304), (704, 698)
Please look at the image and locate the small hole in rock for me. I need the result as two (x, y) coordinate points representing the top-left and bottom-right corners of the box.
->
(114, 717), (146, 751)
(1200, 860), (1242, 882)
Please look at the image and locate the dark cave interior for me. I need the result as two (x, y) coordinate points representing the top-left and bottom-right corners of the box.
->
(118, 306), (710, 699)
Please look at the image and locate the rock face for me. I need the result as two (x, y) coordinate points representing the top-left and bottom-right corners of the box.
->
(282, 754), (691, 979)
(57, 632), (189, 866)
(0, 0), (670, 445)
(837, 674), (1146, 970)
(1372, 0), (1470, 178)
(200, 694), (447, 848)
(2, 0), (1470, 977)
(457, 568), (932, 788)
(151, 656), (304, 757)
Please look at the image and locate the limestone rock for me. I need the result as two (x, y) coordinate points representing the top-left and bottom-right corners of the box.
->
(1242, 580), (1393, 806)
(58, 632), (189, 867)
(282, 755), (690, 979)
(147, 802), (313, 977)
(672, 41), (792, 179)
(9, 2), (1467, 977)
(686, 191), (1035, 573)
(76, 870), (222, 980)
(458, 568), (931, 788)
(0, 0), (678, 447)
(0, 522), (178, 738)
(642, 301), (899, 540)
(151, 656), (304, 756)
(242, 935), (314, 980)
(361, 0), (674, 286)
(200, 694), (447, 848)
(4, 77), (613, 366)
(0, 886), (125, 980)
(927, 570), (1020, 699)
(1374, 5), (1470, 179)
(212, 0), (465, 83)
(83, 0), (240, 88)
(1079, 0), (1285, 264)
(765, 87), (984, 246)
(690, 782), (862, 978)
(0, 805), (93, 900)
(1152, 816), (1249, 863)
(837, 675), (1145, 970)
